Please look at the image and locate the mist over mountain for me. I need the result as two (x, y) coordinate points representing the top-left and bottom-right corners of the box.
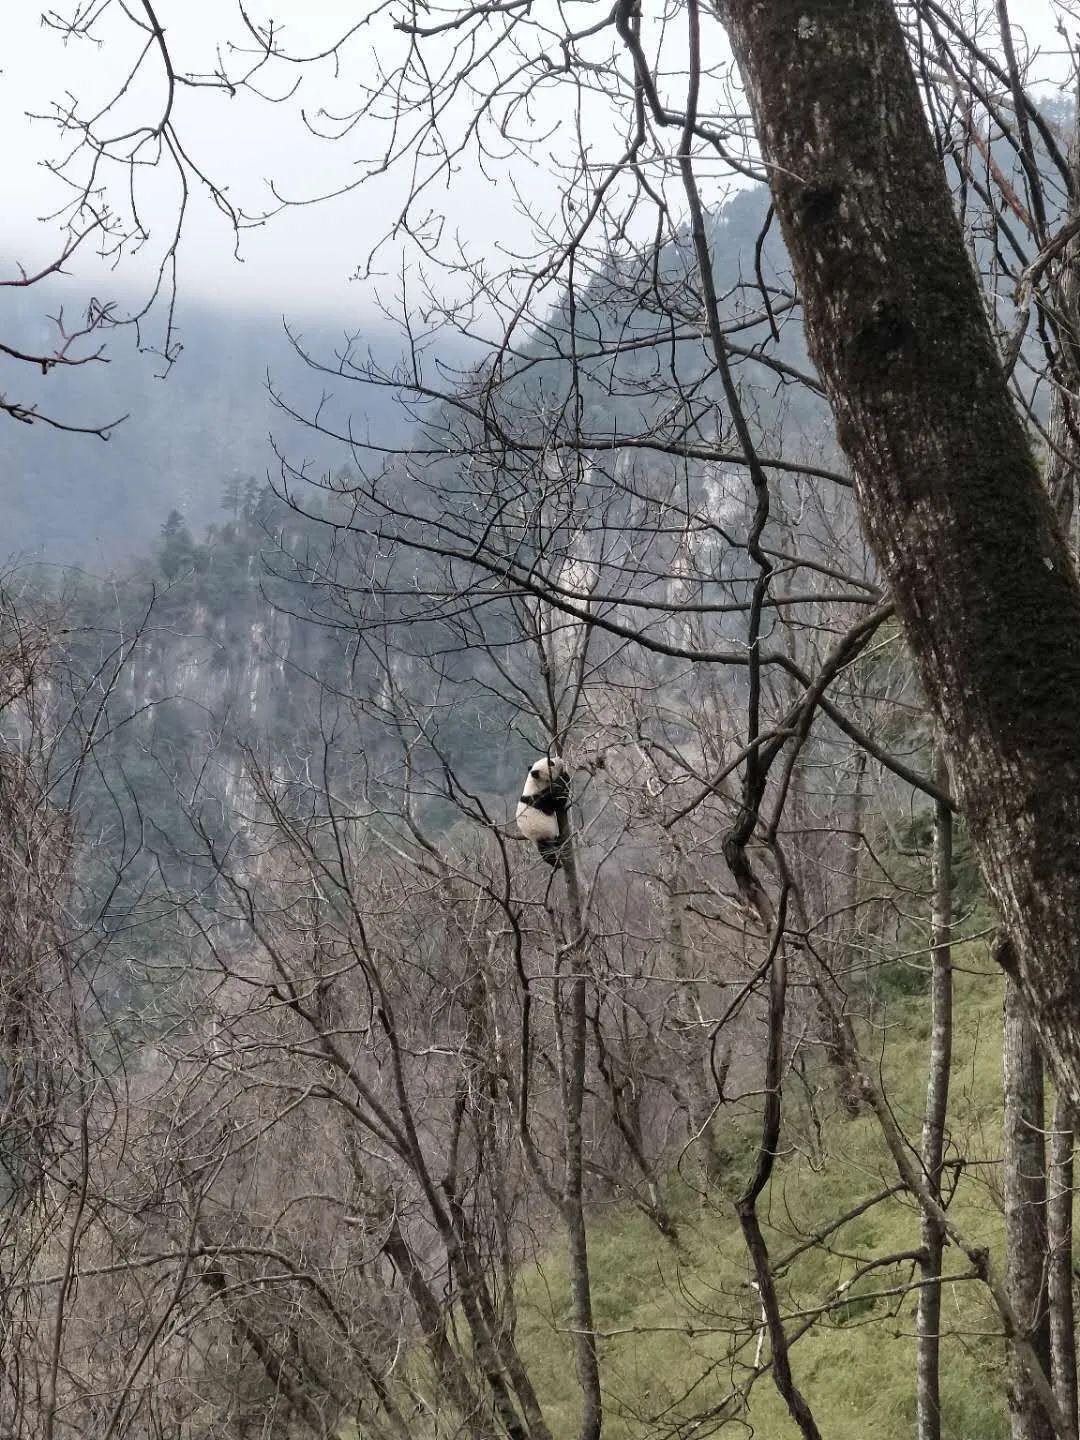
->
(1, 291), (423, 565)
(10, 167), (1037, 573)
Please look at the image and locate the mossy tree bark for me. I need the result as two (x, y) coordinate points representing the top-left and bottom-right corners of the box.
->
(714, 0), (1080, 1107)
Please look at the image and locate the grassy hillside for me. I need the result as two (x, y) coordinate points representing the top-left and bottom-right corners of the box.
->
(509, 954), (1018, 1440)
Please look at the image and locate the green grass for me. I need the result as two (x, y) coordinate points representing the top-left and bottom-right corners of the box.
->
(340, 944), (1040, 1440)
(509, 953), (1021, 1440)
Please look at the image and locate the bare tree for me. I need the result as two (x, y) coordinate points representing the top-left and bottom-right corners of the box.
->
(1003, 980), (1054, 1440)
(710, 0), (1080, 1105)
(5, 3), (349, 435)
(1049, 1089), (1079, 1436)
(13, 4), (1080, 1436)
(916, 756), (953, 1440)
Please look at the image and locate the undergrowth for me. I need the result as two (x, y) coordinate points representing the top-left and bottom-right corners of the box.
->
(510, 951), (1019, 1440)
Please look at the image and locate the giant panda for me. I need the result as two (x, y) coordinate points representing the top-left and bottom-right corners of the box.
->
(516, 756), (571, 867)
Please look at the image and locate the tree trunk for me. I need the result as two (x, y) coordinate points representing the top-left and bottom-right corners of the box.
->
(1049, 1091), (1078, 1435)
(713, 0), (1080, 1109)
(1043, 88), (1080, 1440)
(916, 766), (953, 1440)
(381, 1222), (499, 1440)
(1046, 85), (1080, 536)
(735, 888), (823, 1440)
(1003, 980), (1054, 1440)
(555, 813), (602, 1440)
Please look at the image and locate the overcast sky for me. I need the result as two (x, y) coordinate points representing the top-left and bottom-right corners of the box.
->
(3, 1), (1079, 565)
(2, 0), (561, 326)
(2, 1), (1077, 330)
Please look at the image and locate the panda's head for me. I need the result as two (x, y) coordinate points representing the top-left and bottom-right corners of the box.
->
(525, 756), (569, 795)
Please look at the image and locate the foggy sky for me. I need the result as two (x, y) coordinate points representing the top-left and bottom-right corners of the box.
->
(2, 1), (1075, 331)
(2, 0), (554, 325)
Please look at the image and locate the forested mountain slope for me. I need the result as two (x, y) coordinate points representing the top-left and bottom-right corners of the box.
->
(4, 111), (1076, 1437)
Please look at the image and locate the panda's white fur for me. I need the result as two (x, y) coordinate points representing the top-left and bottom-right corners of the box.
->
(516, 757), (570, 863)
(516, 799), (560, 845)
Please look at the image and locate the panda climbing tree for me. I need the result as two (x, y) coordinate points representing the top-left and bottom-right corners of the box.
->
(516, 756), (571, 867)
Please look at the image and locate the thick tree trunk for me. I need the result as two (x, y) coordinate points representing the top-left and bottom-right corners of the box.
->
(1003, 981), (1054, 1440)
(714, 0), (1080, 1108)
(916, 769), (952, 1440)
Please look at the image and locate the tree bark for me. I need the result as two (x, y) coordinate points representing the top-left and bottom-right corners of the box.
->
(1042, 86), (1080, 1440)
(1045, 83), (1080, 536)
(735, 890), (823, 1440)
(198, 1256), (329, 1437)
(1049, 1091), (1078, 1436)
(554, 811), (602, 1440)
(380, 1221), (499, 1440)
(916, 765), (953, 1440)
(1003, 980), (1054, 1440)
(713, 0), (1080, 1108)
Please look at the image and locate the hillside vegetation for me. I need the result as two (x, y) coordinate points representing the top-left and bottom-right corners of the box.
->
(5, 34), (1080, 1437)
(511, 955), (1013, 1440)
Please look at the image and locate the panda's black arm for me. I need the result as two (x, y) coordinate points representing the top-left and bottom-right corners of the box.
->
(520, 791), (559, 816)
